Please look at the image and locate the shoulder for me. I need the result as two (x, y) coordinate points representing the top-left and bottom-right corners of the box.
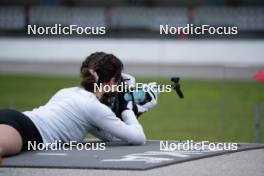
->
(48, 87), (97, 108)
(52, 87), (94, 100)
(62, 87), (114, 116)
(86, 100), (115, 119)
(52, 87), (115, 119)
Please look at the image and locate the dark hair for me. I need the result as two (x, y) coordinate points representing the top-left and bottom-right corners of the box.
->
(80, 52), (123, 92)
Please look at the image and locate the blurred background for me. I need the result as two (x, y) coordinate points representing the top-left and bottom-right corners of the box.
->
(0, 0), (263, 143)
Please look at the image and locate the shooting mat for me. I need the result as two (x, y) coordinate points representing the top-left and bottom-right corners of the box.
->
(1, 140), (264, 170)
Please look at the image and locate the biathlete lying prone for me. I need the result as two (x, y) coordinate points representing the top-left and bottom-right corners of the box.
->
(0, 52), (158, 160)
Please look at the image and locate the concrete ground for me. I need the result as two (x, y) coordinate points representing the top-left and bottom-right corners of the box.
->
(1, 148), (263, 176)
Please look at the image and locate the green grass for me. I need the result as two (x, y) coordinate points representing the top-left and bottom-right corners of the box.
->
(0, 74), (263, 143)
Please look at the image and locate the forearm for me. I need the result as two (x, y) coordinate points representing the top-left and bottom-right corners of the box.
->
(89, 127), (121, 142)
(91, 110), (146, 145)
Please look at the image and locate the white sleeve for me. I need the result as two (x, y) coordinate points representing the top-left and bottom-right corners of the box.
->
(87, 103), (146, 145)
(89, 126), (121, 142)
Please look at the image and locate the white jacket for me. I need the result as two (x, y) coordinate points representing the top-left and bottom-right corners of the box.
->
(23, 87), (145, 145)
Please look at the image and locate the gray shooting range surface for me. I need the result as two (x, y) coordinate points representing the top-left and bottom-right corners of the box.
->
(1, 140), (264, 171)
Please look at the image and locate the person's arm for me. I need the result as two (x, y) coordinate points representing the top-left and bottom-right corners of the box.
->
(89, 126), (121, 142)
(87, 102), (146, 145)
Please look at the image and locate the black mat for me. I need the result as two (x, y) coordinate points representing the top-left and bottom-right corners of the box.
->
(1, 140), (264, 170)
